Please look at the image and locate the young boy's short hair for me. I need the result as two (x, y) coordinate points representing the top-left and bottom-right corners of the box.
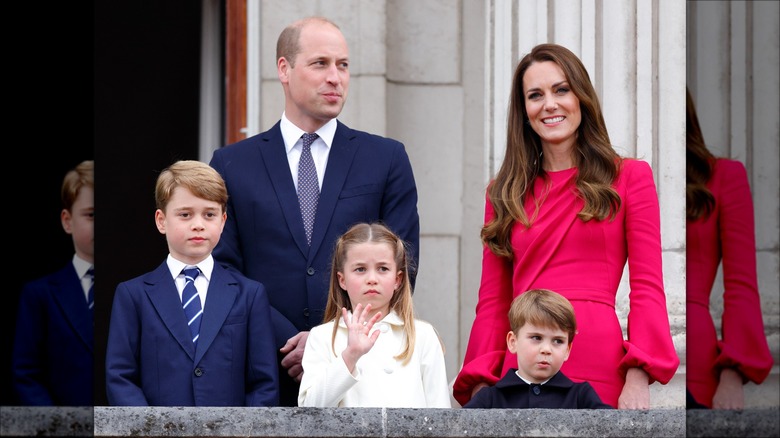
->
(61, 160), (94, 211)
(508, 289), (577, 344)
(155, 160), (228, 212)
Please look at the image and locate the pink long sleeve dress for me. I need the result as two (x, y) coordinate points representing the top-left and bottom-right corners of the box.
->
(686, 158), (772, 407)
(454, 159), (680, 407)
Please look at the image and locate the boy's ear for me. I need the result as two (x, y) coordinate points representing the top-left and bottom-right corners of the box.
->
(154, 209), (167, 234)
(506, 331), (518, 353)
(563, 342), (572, 361)
(61, 209), (73, 234)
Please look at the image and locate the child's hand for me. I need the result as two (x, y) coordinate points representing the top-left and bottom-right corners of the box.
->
(340, 303), (382, 374)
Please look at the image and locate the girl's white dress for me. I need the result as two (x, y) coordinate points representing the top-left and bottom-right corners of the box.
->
(298, 310), (451, 407)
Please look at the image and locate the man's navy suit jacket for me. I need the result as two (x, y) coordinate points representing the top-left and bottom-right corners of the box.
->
(12, 263), (93, 405)
(209, 120), (420, 346)
(105, 261), (279, 406)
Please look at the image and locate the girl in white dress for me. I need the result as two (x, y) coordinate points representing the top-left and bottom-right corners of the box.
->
(298, 222), (450, 407)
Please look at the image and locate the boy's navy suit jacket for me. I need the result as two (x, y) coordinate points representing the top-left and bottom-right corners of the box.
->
(106, 261), (279, 406)
(12, 263), (93, 405)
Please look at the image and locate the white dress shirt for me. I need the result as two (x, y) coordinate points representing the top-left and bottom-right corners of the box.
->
(280, 113), (337, 191)
(165, 254), (214, 308)
(72, 254), (93, 303)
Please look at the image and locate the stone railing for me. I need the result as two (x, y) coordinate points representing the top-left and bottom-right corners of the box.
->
(1, 406), (778, 437)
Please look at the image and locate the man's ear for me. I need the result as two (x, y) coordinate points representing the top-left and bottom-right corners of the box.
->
(278, 57), (291, 83)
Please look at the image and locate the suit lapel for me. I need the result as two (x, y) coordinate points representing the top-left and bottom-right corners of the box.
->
(309, 122), (358, 254)
(259, 124), (311, 255)
(145, 264), (196, 360)
(194, 265), (238, 364)
(50, 266), (93, 351)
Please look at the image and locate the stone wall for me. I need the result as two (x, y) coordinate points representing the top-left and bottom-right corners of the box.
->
(2, 406), (779, 437)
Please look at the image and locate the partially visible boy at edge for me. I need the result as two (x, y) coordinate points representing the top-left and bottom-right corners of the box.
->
(12, 160), (94, 405)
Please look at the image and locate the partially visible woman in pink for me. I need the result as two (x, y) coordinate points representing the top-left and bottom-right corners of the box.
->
(453, 44), (679, 409)
(685, 88), (772, 409)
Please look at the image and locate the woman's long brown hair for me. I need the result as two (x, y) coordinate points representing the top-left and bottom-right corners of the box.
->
(483, 44), (621, 259)
(686, 87), (716, 221)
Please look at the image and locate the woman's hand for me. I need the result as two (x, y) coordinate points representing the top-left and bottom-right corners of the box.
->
(712, 368), (744, 409)
(340, 303), (383, 373)
(618, 367), (650, 409)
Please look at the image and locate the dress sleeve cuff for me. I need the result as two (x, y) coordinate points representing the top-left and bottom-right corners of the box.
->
(715, 340), (773, 385)
(618, 340), (679, 385)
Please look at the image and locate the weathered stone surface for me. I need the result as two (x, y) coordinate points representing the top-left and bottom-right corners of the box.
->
(3, 406), (778, 437)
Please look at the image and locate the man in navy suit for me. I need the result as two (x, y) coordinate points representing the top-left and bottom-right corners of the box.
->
(105, 160), (278, 406)
(209, 16), (420, 406)
(12, 160), (94, 406)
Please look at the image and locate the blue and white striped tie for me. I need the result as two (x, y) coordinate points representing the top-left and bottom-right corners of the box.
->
(86, 267), (94, 311)
(181, 267), (203, 344)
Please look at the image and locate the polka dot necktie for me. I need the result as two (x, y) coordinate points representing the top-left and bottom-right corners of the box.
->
(298, 133), (320, 246)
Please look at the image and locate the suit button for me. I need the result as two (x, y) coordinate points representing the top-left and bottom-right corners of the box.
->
(306, 267), (315, 276)
(532, 385), (541, 395)
(194, 368), (203, 377)
(303, 308), (310, 317)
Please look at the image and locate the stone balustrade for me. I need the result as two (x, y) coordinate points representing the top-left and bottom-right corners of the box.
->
(2, 406), (779, 437)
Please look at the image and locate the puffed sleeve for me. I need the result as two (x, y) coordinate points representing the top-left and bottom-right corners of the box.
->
(713, 159), (772, 383)
(453, 189), (514, 406)
(617, 160), (680, 384)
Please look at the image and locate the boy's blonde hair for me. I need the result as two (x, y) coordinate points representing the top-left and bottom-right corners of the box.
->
(509, 289), (577, 344)
(155, 160), (228, 212)
(324, 222), (417, 364)
(62, 160), (94, 211)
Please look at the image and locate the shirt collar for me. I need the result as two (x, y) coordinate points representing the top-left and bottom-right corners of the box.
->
(166, 254), (215, 282)
(515, 369), (552, 386)
(72, 254), (92, 279)
(280, 112), (337, 153)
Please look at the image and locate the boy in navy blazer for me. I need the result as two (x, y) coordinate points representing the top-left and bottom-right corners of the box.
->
(12, 160), (94, 405)
(463, 289), (612, 409)
(105, 160), (279, 406)
(209, 16), (420, 406)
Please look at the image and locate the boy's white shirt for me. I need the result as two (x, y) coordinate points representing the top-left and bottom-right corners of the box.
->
(298, 310), (451, 408)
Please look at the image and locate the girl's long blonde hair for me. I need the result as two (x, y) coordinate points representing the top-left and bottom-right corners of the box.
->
(324, 222), (417, 364)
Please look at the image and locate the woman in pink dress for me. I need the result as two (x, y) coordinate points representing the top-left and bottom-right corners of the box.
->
(685, 88), (772, 409)
(453, 44), (679, 408)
